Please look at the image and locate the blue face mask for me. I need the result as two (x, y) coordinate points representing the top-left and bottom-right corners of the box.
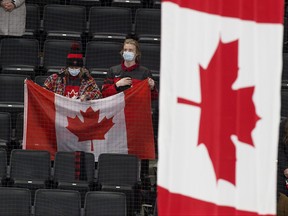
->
(123, 51), (135, 62)
(68, 68), (80, 76)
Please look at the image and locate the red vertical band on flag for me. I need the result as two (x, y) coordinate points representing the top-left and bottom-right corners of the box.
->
(124, 80), (155, 159)
(24, 80), (57, 159)
(158, 186), (274, 216)
(162, 0), (284, 24)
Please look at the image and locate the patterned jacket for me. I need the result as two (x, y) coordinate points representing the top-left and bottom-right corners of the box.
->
(44, 68), (102, 100)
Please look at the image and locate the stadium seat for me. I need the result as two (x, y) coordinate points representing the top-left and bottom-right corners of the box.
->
(0, 113), (12, 151)
(9, 149), (51, 201)
(96, 153), (141, 215)
(88, 7), (132, 41)
(0, 149), (7, 185)
(42, 39), (82, 74)
(0, 187), (31, 216)
(34, 189), (81, 216)
(24, 4), (40, 38)
(43, 4), (86, 40)
(85, 41), (122, 78)
(134, 8), (160, 43)
(153, 198), (157, 216)
(152, 0), (160, 9)
(0, 74), (31, 116)
(0, 38), (39, 77)
(25, 0), (61, 17)
(111, 0), (143, 19)
(15, 113), (24, 148)
(70, 0), (101, 19)
(94, 77), (105, 89)
(139, 42), (160, 80)
(53, 151), (95, 206)
(34, 75), (49, 86)
(84, 191), (127, 216)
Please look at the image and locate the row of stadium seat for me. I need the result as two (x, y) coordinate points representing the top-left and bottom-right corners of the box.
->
(0, 188), (127, 216)
(0, 38), (160, 80)
(0, 149), (146, 214)
(26, 0), (160, 10)
(24, 4), (160, 43)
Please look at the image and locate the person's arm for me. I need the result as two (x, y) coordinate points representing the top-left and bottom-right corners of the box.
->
(101, 68), (119, 98)
(43, 74), (57, 92)
(82, 74), (102, 100)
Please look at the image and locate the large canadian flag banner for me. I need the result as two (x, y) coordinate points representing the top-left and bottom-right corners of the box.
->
(23, 79), (155, 161)
(158, 0), (283, 215)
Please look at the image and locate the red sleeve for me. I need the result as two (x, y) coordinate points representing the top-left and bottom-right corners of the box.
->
(151, 88), (159, 100)
(101, 78), (121, 98)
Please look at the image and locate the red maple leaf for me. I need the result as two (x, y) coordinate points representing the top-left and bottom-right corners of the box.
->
(178, 40), (260, 185)
(66, 107), (115, 151)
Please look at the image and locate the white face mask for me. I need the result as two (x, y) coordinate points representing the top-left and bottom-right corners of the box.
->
(68, 68), (80, 76)
(123, 51), (135, 62)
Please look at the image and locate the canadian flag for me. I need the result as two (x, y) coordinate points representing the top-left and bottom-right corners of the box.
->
(158, 0), (283, 215)
(23, 79), (155, 161)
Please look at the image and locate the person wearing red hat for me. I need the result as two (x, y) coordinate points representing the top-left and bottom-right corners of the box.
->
(44, 43), (102, 101)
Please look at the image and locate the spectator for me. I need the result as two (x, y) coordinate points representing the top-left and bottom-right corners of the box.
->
(277, 117), (288, 215)
(0, 0), (26, 36)
(102, 38), (158, 193)
(101, 38), (158, 100)
(44, 43), (102, 101)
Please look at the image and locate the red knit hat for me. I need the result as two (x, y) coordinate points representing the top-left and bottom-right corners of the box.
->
(66, 42), (83, 67)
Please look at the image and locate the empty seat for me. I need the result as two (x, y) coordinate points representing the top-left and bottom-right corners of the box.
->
(34, 189), (81, 216)
(43, 4), (86, 40)
(0, 112), (12, 150)
(24, 4), (40, 38)
(139, 42), (160, 79)
(0, 149), (7, 184)
(152, 0), (160, 9)
(85, 41), (122, 77)
(88, 7), (132, 41)
(0, 187), (31, 216)
(53, 151), (95, 206)
(15, 113), (24, 147)
(9, 149), (51, 200)
(34, 75), (49, 86)
(25, 0), (61, 17)
(70, 0), (101, 19)
(153, 198), (157, 216)
(134, 8), (160, 42)
(0, 74), (31, 116)
(84, 191), (126, 216)
(97, 153), (140, 215)
(43, 39), (82, 74)
(111, 0), (143, 19)
(0, 38), (39, 76)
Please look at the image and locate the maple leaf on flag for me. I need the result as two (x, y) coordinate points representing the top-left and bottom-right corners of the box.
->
(66, 107), (115, 151)
(178, 40), (260, 185)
